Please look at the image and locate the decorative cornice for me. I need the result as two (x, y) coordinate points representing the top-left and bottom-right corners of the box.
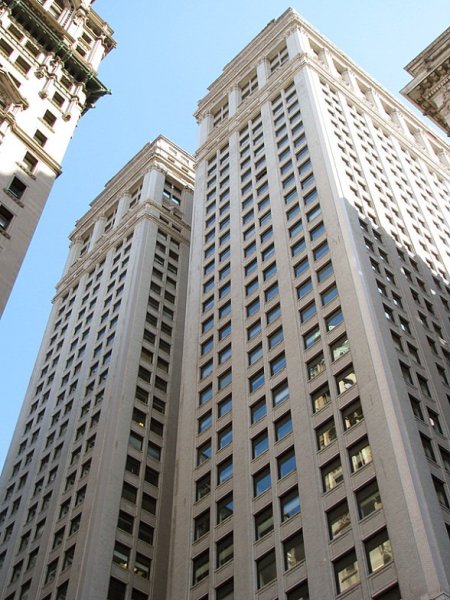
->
(3, 0), (111, 112)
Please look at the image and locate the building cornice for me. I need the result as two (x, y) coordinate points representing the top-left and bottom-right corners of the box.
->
(3, 0), (112, 111)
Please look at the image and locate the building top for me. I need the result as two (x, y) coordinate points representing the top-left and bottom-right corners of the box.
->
(401, 28), (450, 136)
(195, 7), (449, 159)
(71, 135), (195, 237)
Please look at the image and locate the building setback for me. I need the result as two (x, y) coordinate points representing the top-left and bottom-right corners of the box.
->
(0, 0), (115, 316)
(1, 7), (450, 600)
(168, 8), (450, 600)
(0, 136), (194, 599)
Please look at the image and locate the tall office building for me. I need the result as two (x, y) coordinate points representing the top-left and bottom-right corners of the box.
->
(0, 136), (194, 600)
(169, 8), (450, 600)
(0, 0), (115, 315)
(1, 8), (450, 600)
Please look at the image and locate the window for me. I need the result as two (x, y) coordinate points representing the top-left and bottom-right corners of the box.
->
(297, 278), (313, 299)
(217, 458), (233, 484)
(433, 477), (449, 508)
(217, 493), (233, 523)
(218, 369), (232, 390)
(286, 581), (310, 600)
(256, 550), (276, 589)
(247, 320), (261, 340)
(23, 152), (38, 173)
(321, 284), (338, 306)
(113, 542), (130, 569)
(328, 501), (351, 540)
(192, 551), (209, 585)
(365, 529), (393, 573)
(331, 335), (349, 361)
(252, 431), (269, 458)
(356, 480), (382, 518)
(326, 308), (343, 331)
(108, 577), (126, 600)
(0, 205), (14, 231)
(317, 261), (333, 282)
(270, 352), (286, 376)
(253, 466), (271, 496)
(197, 440), (212, 465)
(218, 425), (232, 450)
(275, 413), (292, 441)
(216, 579), (234, 600)
(255, 505), (273, 539)
(307, 353), (325, 379)
(216, 534), (233, 567)
(218, 396), (232, 418)
(251, 399), (266, 423)
(304, 325), (320, 349)
(280, 488), (301, 521)
(337, 368), (357, 394)
(248, 343), (263, 365)
(199, 384), (213, 406)
(198, 411), (212, 433)
(277, 448), (296, 478)
(284, 532), (305, 570)
(272, 381), (289, 406)
(219, 322), (231, 340)
(334, 551), (360, 594)
(265, 282), (279, 302)
(249, 369), (265, 393)
(316, 419), (336, 450)
(194, 511), (210, 540)
(7, 177), (27, 200)
(196, 473), (211, 501)
(300, 302), (316, 323)
(349, 439), (372, 472)
(322, 459), (343, 492)
(312, 385), (330, 413)
(266, 303), (281, 324)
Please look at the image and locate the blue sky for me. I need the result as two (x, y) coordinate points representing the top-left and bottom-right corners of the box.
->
(0, 0), (448, 469)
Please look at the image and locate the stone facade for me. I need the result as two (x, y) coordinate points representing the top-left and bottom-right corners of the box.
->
(401, 27), (450, 136)
(0, 136), (194, 600)
(0, 0), (115, 315)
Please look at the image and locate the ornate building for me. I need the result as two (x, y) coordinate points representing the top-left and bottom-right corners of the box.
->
(401, 27), (450, 136)
(0, 0), (115, 315)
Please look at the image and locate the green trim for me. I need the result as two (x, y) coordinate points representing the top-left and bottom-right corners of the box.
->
(4, 0), (110, 109)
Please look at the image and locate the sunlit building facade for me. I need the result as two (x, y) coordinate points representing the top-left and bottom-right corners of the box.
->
(0, 0), (115, 315)
(1, 8), (450, 600)
(0, 136), (194, 600)
(169, 9), (450, 600)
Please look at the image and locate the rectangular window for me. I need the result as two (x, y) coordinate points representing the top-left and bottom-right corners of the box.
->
(365, 529), (392, 573)
(322, 459), (343, 492)
(328, 501), (351, 540)
(253, 466), (271, 496)
(283, 532), (305, 570)
(334, 551), (360, 594)
(256, 550), (277, 589)
(217, 493), (233, 523)
(280, 488), (301, 521)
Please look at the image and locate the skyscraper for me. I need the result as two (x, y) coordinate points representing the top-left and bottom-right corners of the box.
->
(0, 135), (194, 600)
(0, 0), (115, 315)
(168, 8), (450, 600)
(1, 8), (450, 600)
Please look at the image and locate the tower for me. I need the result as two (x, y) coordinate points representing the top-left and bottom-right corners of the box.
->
(169, 9), (450, 600)
(0, 0), (115, 315)
(0, 136), (194, 600)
